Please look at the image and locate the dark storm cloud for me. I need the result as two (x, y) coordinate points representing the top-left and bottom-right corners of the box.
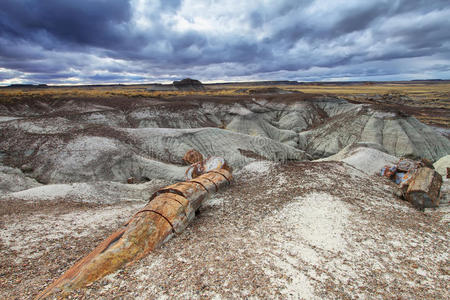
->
(393, 0), (450, 14)
(0, 0), (449, 84)
(270, 1), (388, 44)
(0, 0), (132, 48)
(332, 4), (389, 36)
(381, 18), (450, 51)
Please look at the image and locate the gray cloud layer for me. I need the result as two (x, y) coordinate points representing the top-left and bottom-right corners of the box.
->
(0, 0), (449, 84)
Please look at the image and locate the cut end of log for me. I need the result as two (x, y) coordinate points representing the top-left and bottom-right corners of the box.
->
(182, 149), (203, 165)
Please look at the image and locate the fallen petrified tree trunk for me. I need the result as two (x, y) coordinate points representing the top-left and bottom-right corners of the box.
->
(406, 167), (442, 209)
(37, 168), (232, 299)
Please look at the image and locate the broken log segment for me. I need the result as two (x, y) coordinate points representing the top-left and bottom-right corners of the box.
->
(406, 167), (442, 209)
(37, 168), (232, 299)
(185, 156), (231, 180)
(182, 149), (203, 165)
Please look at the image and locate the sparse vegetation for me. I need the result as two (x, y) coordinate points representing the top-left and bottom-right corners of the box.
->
(1, 82), (449, 101)
(1, 81), (449, 127)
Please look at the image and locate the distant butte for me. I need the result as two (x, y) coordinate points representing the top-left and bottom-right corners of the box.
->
(173, 78), (205, 91)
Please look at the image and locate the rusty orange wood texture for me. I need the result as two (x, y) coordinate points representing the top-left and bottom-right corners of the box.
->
(182, 149), (203, 165)
(37, 168), (232, 299)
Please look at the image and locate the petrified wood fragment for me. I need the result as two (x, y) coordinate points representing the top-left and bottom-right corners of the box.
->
(37, 168), (232, 299)
(182, 149), (203, 165)
(406, 167), (442, 209)
(185, 156), (231, 180)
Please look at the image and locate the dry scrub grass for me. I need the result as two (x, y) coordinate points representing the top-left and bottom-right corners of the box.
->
(1, 82), (448, 101)
(288, 83), (450, 99)
(1, 82), (448, 126)
(0, 86), (242, 103)
(1, 82), (449, 100)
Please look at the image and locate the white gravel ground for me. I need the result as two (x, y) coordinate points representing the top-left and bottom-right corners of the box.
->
(2, 161), (447, 299)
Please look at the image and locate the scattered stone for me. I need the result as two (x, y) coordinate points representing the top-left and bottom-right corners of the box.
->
(1, 161), (449, 299)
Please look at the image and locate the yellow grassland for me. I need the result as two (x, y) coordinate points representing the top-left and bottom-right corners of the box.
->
(1, 82), (449, 100)
(0, 82), (448, 126)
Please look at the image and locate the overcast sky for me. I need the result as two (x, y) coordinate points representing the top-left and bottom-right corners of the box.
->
(0, 0), (449, 85)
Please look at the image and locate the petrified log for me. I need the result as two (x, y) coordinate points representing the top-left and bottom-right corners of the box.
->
(37, 168), (232, 299)
(182, 149), (203, 165)
(185, 156), (231, 180)
(406, 167), (442, 209)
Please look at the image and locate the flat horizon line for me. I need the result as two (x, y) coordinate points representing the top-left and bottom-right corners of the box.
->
(1, 78), (449, 88)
